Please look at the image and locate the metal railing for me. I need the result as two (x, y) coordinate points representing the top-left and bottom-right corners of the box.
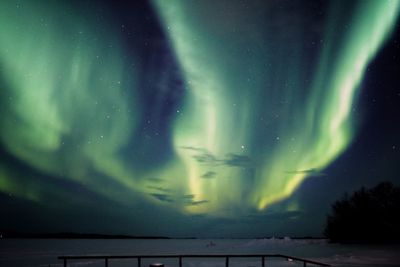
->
(58, 253), (331, 267)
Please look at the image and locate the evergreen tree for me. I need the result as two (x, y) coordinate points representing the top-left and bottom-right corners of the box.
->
(325, 182), (400, 243)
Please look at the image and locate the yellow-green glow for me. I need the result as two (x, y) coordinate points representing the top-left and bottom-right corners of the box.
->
(0, 1), (146, 204)
(0, 0), (399, 219)
(152, 0), (400, 213)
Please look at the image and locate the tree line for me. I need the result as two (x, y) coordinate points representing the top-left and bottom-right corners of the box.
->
(325, 181), (400, 243)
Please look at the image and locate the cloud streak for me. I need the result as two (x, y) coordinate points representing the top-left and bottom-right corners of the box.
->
(201, 171), (217, 179)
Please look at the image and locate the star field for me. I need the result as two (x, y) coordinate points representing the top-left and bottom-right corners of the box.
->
(0, 0), (399, 237)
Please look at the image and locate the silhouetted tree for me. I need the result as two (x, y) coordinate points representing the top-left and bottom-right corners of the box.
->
(325, 182), (400, 243)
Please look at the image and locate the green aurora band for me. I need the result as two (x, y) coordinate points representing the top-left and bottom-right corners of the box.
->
(152, 0), (400, 214)
(0, 1), (142, 204)
(0, 0), (399, 217)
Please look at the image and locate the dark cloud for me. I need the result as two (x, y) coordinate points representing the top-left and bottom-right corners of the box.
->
(183, 146), (252, 168)
(181, 146), (220, 165)
(201, 171), (217, 179)
(188, 200), (209, 206)
(149, 193), (174, 203)
(147, 186), (172, 193)
(148, 192), (208, 207)
(223, 154), (252, 167)
(179, 194), (209, 206)
(192, 153), (220, 165)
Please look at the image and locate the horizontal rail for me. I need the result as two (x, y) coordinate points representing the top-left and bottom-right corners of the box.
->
(58, 253), (330, 267)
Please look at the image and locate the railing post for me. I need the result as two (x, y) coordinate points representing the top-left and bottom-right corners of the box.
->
(57, 254), (329, 267)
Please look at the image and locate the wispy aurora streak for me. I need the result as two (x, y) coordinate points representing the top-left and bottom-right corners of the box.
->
(152, 0), (400, 212)
(0, 1), (143, 203)
(0, 0), (399, 217)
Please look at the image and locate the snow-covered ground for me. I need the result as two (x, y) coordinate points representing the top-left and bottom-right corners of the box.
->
(0, 238), (399, 267)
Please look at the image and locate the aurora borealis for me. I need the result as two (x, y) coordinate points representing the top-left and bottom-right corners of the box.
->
(1, 0), (400, 237)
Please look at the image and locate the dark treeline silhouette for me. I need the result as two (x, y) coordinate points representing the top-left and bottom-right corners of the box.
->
(325, 182), (400, 243)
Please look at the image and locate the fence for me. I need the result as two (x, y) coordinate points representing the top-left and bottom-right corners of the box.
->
(59, 253), (331, 267)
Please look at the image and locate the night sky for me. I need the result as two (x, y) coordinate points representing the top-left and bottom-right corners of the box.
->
(1, 0), (400, 238)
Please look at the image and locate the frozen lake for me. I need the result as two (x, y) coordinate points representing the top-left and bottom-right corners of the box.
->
(0, 238), (399, 267)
